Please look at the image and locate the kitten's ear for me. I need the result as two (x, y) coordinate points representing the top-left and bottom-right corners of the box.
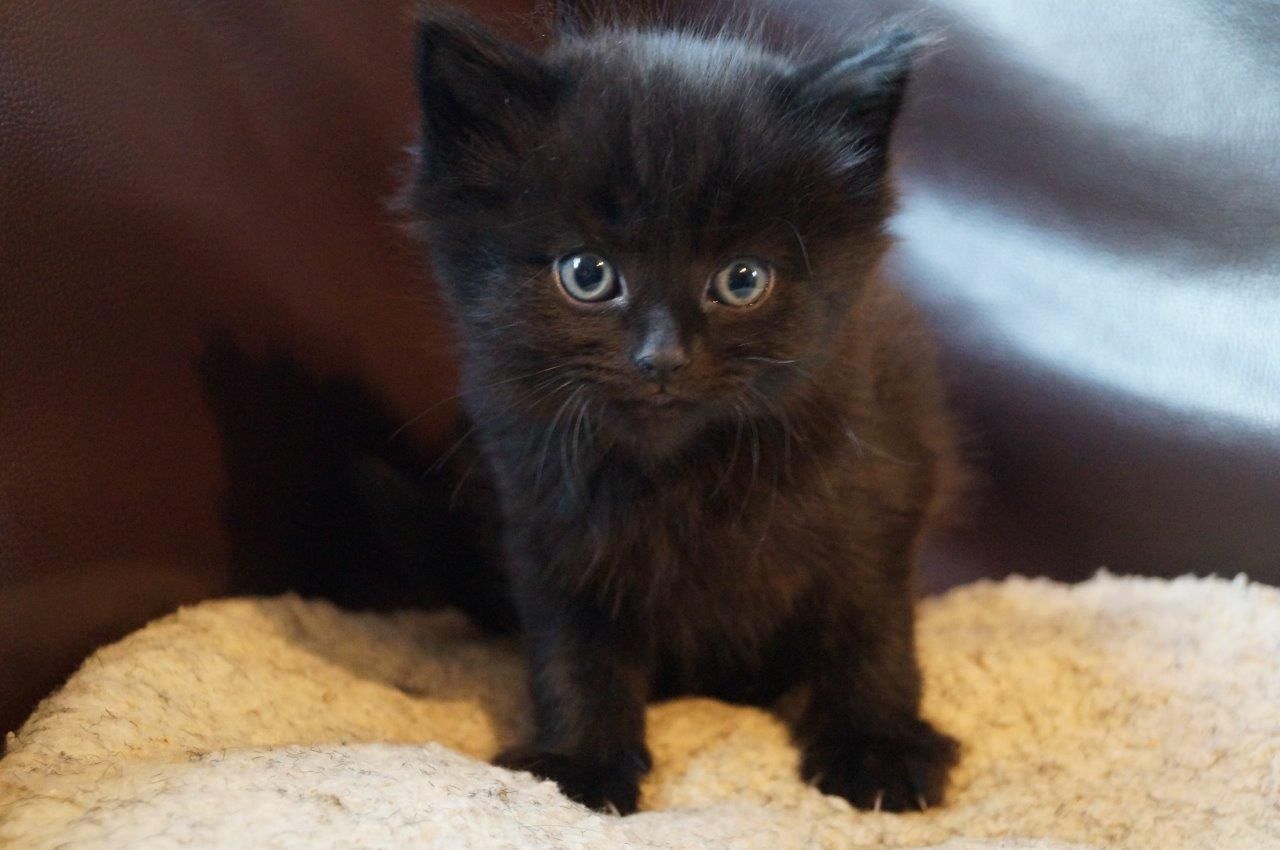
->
(415, 10), (557, 170)
(789, 31), (924, 150)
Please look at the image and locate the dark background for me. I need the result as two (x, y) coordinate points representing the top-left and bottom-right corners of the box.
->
(2, 0), (1277, 735)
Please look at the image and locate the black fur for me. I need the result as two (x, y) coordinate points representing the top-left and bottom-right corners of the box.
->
(408, 8), (960, 814)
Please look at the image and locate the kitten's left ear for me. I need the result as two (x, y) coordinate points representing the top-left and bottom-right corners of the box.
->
(415, 10), (557, 176)
(789, 31), (925, 150)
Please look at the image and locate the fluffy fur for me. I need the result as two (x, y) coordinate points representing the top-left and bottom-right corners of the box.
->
(8, 575), (1280, 849)
(407, 7), (961, 814)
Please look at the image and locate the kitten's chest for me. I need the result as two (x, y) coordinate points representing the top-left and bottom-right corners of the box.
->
(569, 474), (819, 656)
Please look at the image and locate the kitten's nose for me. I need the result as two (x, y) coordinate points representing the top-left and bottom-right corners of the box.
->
(634, 345), (688, 383)
(633, 312), (689, 384)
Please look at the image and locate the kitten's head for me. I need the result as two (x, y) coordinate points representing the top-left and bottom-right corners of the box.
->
(410, 10), (918, 456)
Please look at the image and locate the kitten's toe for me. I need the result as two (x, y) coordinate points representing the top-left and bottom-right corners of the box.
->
(494, 746), (650, 814)
(801, 719), (958, 812)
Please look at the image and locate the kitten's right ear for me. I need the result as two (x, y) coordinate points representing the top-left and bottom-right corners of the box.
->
(789, 30), (927, 154)
(415, 10), (557, 170)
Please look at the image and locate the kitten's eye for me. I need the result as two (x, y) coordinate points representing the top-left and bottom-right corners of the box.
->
(556, 252), (621, 303)
(709, 259), (773, 308)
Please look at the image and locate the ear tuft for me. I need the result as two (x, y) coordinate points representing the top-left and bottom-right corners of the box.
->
(791, 30), (929, 149)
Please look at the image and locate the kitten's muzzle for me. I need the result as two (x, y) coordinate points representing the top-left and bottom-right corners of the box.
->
(632, 310), (690, 386)
(633, 345), (688, 385)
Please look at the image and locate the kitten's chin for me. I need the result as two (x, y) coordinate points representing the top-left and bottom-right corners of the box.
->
(609, 397), (706, 457)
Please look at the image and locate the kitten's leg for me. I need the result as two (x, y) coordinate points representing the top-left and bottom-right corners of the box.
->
(495, 597), (651, 814)
(794, 577), (958, 812)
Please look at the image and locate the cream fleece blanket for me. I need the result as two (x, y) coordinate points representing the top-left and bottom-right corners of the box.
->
(2, 573), (1278, 849)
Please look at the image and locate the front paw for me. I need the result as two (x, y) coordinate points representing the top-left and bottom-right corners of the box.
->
(494, 746), (651, 814)
(801, 719), (958, 812)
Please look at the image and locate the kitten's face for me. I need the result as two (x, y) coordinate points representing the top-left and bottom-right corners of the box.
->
(414, 18), (914, 455)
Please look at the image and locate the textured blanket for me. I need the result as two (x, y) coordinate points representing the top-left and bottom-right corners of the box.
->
(2, 573), (1278, 849)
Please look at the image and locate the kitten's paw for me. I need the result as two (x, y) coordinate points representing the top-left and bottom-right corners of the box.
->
(494, 746), (651, 814)
(801, 719), (958, 812)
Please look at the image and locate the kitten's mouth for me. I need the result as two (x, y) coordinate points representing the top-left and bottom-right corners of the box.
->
(618, 392), (696, 419)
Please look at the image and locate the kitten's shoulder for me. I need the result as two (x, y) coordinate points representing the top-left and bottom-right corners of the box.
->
(861, 275), (971, 519)
(860, 276), (938, 373)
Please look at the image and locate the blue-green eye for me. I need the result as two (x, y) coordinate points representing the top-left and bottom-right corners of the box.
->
(710, 259), (773, 307)
(556, 252), (621, 303)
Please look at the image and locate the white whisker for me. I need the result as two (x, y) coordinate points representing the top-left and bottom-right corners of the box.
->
(389, 363), (567, 441)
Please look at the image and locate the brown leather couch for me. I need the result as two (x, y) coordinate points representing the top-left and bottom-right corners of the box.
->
(3, 0), (1277, 735)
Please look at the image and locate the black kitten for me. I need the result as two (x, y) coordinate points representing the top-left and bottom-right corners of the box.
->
(407, 8), (961, 815)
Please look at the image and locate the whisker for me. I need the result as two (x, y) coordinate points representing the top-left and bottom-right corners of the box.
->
(737, 412), (761, 525)
(566, 393), (592, 503)
(843, 423), (915, 466)
(426, 420), (480, 475)
(448, 454), (481, 511)
(740, 355), (813, 380)
(424, 373), (569, 484)
(389, 363), (567, 441)
(776, 217), (813, 280)
(710, 401), (746, 500)
(746, 384), (795, 484)
(753, 447), (782, 566)
(535, 385), (585, 491)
